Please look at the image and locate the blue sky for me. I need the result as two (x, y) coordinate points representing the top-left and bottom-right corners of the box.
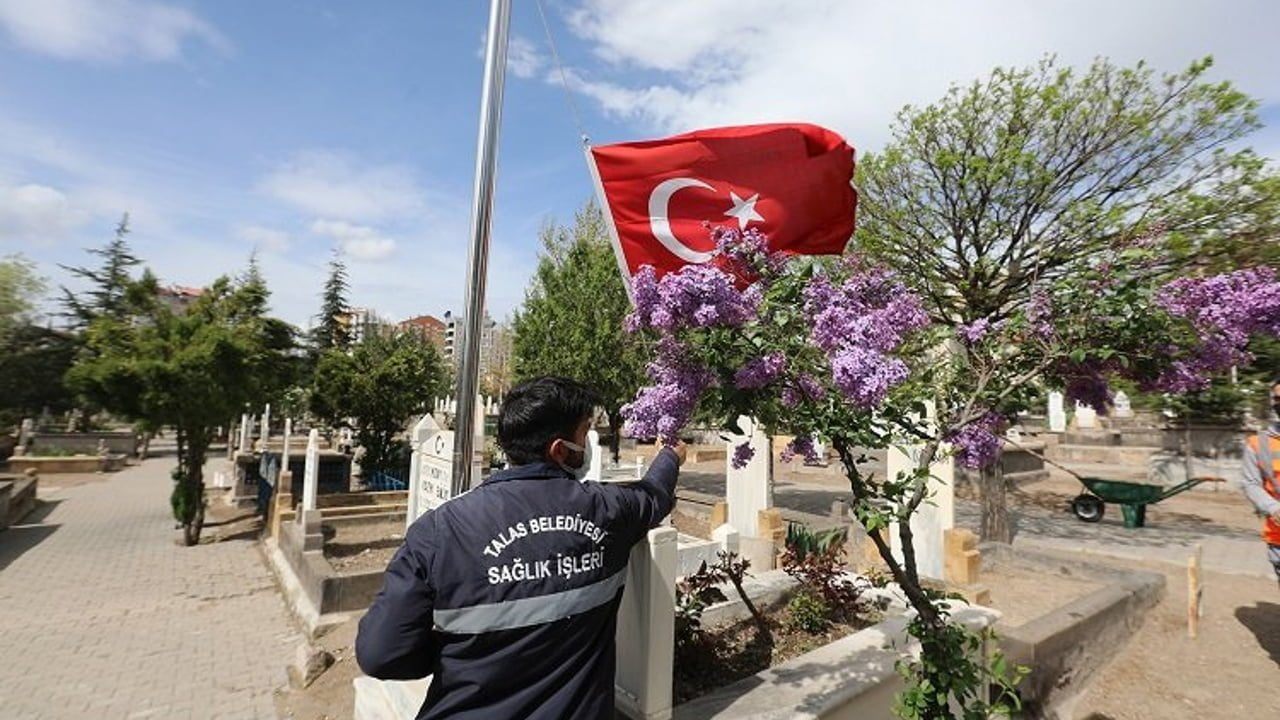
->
(2, 0), (1279, 330)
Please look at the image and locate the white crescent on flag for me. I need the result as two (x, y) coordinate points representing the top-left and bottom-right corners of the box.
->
(647, 177), (716, 264)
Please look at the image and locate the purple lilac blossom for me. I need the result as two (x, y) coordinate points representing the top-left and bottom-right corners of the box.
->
(734, 352), (787, 390)
(831, 347), (909, 408)
(1153, 268), (1280, 391)
(957, 318), (992, 345)
(627, 263), (761, 333)
(712, 226), (787, 281)
(803, 270), (928, 355)
(1062, 367), (1113, 414)
(731, 442), (755, 469)
(1026, 290), (1054, 340)
(946, 411), (1005, 469)
(780, 435), (821, 464)
(620, 337), (716, 444)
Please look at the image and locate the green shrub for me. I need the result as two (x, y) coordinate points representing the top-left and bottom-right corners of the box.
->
(786, 590), (829, 633)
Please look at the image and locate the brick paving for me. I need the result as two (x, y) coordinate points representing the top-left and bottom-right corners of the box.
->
(0, 455), (301, 720)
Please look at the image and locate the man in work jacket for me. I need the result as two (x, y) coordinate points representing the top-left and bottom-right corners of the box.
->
(356, 376), (686, 719)
(1241, 379), (1280, 589)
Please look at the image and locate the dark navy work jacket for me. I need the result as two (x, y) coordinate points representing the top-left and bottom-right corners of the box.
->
(356, 448), (679, 719)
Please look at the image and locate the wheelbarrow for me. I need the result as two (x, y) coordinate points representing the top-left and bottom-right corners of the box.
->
(1071, 476), (1226, 528)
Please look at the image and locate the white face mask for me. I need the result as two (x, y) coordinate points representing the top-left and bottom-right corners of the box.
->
(559, 439), (593, 482)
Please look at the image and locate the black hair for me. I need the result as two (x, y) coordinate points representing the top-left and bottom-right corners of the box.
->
(497, 376), (601, 466)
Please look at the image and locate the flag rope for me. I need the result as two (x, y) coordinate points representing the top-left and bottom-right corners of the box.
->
(534, 0), (591, 147)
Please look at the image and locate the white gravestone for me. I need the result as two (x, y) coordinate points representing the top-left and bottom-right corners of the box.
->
(1114, 391), (1133, 418)
(302, 429), (320, 512)
(614, 525), (677, 720)
(260, 404), (271, 449)
(1075, 402), (1098, 429)
(1048, 391), (1067, 432)
(725, 416), (772, 538)
(404, 415), (479, 530)
(239, 413), (251, 453)
(585, 429), (604, 482)
(887, 404), (955, 581)
(281, 419), (293, 475)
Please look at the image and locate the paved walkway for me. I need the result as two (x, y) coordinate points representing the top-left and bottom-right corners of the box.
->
(0, 456), (301, 719)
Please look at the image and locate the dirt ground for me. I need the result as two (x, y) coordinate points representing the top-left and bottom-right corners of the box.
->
(274, 616), (363, 720)
(324, 519), (404, 573)
(997, 470), (1262, 537)
(1075, 562), (1280, 718)
(983, 564), (1104, 628)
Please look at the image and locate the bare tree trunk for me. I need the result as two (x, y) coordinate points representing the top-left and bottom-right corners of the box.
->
(979, 462), (1011, 543)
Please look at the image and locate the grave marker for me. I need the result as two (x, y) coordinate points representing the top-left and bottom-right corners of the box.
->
(405, 415), (480, 530)
(614, 525), (676, 720)
(724, 416), (772, 537)
(887, 403), (955, 581)
(1114, 390), (1133, 417)
(585, 429), (603, 482)
(239, 413), (251, 454)
(18, 417), (33, 448)
(260, 404), (271, 449)
(1075, 402), (1097, 429)
(1048, 391), (1067, 432)
(302, 429), (320, 512)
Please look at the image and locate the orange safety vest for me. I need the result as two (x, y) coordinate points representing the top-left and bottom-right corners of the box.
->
(1246, 432), (1280, 545)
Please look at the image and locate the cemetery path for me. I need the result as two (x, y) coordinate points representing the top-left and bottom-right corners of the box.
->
(0, 454), (302, 720)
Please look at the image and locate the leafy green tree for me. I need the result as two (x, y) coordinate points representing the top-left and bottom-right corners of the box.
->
(310, 330), (447, 476)
(858, 56), (1272, 324)
(856, 56), (1280, 541)
(512, 200), (646, 460)
(0, 253), (45, 343)
(0, 326), (77, 430)
(312, 251), (351, 352)
(68, 266), (296, 545)
(59, 214), (142, 328)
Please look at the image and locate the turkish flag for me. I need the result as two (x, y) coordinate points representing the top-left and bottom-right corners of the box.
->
(588, 123), (857, 281)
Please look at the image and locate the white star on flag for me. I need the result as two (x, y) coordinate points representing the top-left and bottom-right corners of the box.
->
(723, 191), (764, 230)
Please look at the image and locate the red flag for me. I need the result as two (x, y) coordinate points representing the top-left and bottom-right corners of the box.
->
(588, 123), (857, 281)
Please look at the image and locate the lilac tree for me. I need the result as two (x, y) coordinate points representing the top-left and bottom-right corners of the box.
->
(620, 227), (1280, 718)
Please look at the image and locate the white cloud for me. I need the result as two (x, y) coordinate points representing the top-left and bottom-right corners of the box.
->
(235, 225), (291, 254)
(508, 35), (545, 79)
(310, 219), (397, 261)
(0, 0), (227, 63)
(0, 183), (89, 243)
(565, 0), (1280, 151)
(261, 151), (426, 222)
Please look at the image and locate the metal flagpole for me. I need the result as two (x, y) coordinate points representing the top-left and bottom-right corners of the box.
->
(452, 0), (511, 496)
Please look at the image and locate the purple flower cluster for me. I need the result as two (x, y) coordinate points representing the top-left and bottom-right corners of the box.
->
(730, 441), (755, 469)
(780, 434), (821, 464)
(627, 264), (761, 333)
(803, 265), (927, 407)
(1063, 369), (1114, 414)
(957, 318), (992, 345)
(781, 373), (826, 408)
(620, 337), (716, 444)
(1154, 268), (1280, 392)
(711, 225), (786, 282)
(1026, 290), (1054, 340)
(734, 352), (787, 390)
(946, 411), (1005, 469)
(831, 346), (910, 407)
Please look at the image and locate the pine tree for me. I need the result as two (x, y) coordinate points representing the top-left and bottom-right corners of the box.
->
(59, 214), (142, 328)
(313, 252), (351, 351)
